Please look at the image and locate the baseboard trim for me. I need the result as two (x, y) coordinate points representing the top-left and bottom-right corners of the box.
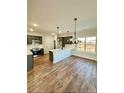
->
(72, 55), (97, 62)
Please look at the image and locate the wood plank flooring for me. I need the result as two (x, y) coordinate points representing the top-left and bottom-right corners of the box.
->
(27, 54), (97, 93)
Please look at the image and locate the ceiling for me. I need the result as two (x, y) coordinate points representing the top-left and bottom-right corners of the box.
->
(27, 0), (97, 33)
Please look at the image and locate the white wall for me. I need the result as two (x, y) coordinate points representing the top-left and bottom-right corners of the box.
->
(59, 27), (97, 37)
(27, 31), (54, 54)
(72, 50), (96, 61)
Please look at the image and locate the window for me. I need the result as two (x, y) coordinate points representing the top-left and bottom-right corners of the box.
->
(77, 36), (96, 53)
(86, 37), (96, 52)
(77, 38), (85, 51)
(77, 38), (85, 43)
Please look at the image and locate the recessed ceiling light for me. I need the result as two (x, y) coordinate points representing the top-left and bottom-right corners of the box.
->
(51, 33), (55, 36)
(59, 31), (62, 33)
(33, 23), (38, 27)
(29, 28), (34, 32)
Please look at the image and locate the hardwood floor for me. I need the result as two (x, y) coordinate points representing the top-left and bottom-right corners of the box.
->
(27, 54), (97, 93)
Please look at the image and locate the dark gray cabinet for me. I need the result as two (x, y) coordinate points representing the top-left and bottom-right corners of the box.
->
(27, 35), (42, 44)
(58, 36), (73, 47)
(27, 54), (33, 71)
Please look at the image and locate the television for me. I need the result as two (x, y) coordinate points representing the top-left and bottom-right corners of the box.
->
(27, 35), (42, 44)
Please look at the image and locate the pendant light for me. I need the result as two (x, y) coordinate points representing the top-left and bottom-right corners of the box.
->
(74, 18), (77, 44)
(57, 26), (59, 41)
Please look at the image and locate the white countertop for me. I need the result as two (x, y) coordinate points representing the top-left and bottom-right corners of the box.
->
(49, 48), (71, 53)
(27, 50), (33, 55)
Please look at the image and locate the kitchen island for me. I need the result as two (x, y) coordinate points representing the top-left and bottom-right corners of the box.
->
(49, 48), (71, 63)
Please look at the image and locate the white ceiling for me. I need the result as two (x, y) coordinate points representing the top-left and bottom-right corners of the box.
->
(27, 0), (97, 33)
